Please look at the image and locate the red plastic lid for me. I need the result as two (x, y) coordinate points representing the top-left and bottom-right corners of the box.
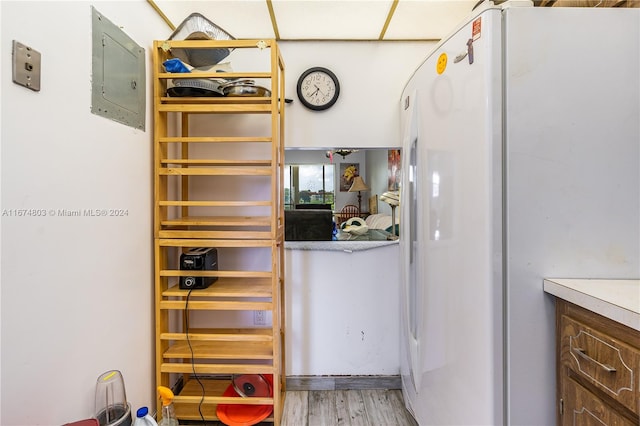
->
(64, 420), (99, 426)
(217, 375), (274, 426)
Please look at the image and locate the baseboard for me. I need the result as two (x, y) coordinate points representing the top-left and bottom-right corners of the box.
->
(286, 375), (401, 391)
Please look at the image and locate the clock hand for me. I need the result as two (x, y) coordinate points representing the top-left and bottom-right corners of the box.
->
(314, 84), (326, 97)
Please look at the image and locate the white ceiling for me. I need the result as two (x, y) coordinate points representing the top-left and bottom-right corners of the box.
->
(150, 0), (482, 41)
(149, 0), (639, 41)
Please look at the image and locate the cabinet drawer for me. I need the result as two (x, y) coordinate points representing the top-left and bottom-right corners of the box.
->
(562, 377), (637, 426)
(560, 314), (640, 416)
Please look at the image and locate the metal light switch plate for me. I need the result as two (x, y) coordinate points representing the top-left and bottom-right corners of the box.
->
(12, 40), (41, 92)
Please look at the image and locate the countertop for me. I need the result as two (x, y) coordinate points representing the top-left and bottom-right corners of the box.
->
(285, 229), (399, 251)
(543, 278), (640, 331)
(285, 239), (398, 252)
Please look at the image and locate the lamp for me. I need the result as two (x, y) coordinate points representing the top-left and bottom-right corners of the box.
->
(380, 191), (399, 239)
(348, 176), (369, 212)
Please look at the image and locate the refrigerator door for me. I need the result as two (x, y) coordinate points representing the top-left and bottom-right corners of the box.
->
(399, 6), (503, 425)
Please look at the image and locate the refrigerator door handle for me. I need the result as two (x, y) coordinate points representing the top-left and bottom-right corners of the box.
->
(401, 90), (422, 393)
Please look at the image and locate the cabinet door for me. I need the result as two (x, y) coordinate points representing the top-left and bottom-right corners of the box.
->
(562, 378), (636, 426)
(560, 314), (639, 415)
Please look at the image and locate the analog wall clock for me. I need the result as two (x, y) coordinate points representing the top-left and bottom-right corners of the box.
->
(296, 67), (340, 111)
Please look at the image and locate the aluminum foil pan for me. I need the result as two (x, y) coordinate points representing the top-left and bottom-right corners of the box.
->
(169, 13), (235, 67)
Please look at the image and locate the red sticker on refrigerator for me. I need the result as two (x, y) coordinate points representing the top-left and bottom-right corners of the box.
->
(472, 17), (481, 40)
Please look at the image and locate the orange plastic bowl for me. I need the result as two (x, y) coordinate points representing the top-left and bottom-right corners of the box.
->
(216, 375), (274, 426)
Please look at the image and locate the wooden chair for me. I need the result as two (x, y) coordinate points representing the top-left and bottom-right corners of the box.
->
(336, 204), (360, 225)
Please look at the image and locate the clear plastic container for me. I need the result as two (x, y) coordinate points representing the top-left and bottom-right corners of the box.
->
(94, 370), (132, 426)
(157, 386), (179, 426)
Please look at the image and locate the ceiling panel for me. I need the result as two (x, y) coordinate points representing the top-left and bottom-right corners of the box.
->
(272, 0), (393, 40)
(153, 0), (277, 39)
(149, 0), (640, 42)
(150, 0), (474, 41)
(384, 0), (479, 40)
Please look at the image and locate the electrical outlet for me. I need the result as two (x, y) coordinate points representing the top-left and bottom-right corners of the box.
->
(254, 310), (266, 325)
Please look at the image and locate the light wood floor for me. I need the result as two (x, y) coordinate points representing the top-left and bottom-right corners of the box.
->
(183, 389), (418, 426)
(281, 389), (418, 426)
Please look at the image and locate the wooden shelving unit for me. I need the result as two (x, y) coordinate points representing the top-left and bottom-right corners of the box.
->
(153, 39), (286, 425)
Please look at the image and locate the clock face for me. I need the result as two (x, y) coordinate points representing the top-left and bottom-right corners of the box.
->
(296, 67), (340, 111)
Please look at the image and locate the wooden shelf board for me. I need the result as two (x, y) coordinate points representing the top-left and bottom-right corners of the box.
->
(161, 216), (271, 227)
(156, 39), (275, 50)
(158, 229), (273, 239)
(160, 300), (272, 311)
(158, 200), (271, 207)
(162, 278), (272, 297)
(157, 239), (274, 248)
(161, 159), (272, 166)
(158, 136), (272, 143)
(176, 394), (273, 405)
(164, 341), (273, 359)
(161, 362), (274, 375)
(159, 167), (272, 176)
(180, 377), (228, 396)
(158, 103), (272, 114)
(159, 271), (272, 279)
(160, 71), (272, 80)
(178, 377), (277, 405)
(161, 328), (273, 342)
(174, 408), (273, 423)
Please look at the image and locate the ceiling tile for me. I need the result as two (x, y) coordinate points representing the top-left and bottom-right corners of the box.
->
(272, 0), (393, 40)
(384, 0), (478, 40)
(151, 0), (478, 41)
(150, 1), (636, 42)
(153, 0), (276, 39)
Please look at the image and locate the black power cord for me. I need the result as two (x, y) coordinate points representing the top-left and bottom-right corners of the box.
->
(184, 288), (208, 425)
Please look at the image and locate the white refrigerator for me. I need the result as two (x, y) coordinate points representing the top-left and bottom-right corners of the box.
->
(399, 3), (640, 425)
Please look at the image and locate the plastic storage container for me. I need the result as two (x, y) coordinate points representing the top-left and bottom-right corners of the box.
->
(94, 370), (132, 426)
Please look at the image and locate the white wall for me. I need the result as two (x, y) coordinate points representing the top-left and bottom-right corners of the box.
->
(285, 245), (401, 376)
(365, 149), (397, 217)
(280, 41), (434, 149)
(0, 2), (168, 425)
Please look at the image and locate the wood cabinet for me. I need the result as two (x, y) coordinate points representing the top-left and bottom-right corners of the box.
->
(556, 299), (640, 425)
(153, 39), (286, 424)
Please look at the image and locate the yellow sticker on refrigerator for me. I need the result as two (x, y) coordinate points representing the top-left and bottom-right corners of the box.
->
(436, 53), (447, 74)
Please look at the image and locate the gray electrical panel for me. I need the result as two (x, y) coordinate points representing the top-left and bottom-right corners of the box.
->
(91, 6), (145, 130)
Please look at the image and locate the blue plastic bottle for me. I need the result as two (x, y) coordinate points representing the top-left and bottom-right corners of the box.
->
(133, 407), (158, 426)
